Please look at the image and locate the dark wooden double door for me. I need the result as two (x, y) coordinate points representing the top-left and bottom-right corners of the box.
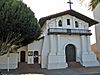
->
(20, 51), (26, 62)
(65, 44), (76, 62)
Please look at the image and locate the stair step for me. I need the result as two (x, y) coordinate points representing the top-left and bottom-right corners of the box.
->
(68, 62), (84, 68)
(18, 62), (41, 70)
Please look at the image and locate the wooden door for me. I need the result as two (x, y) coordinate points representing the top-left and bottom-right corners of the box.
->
(20, 51), (25, 62)
(65, 44), (76, 62)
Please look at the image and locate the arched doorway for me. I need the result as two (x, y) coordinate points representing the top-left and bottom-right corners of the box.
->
(65, 44), (76, 62)
(20, 51), (26, 62)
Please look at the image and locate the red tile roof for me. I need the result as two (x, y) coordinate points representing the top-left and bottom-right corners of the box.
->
(39, 10), (98, 27)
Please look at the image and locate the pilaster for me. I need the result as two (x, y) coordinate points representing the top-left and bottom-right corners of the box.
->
(80, 35), (99, 67)
(49, 35), (56, 55)
(81, 35), (88, 54)
(87, 36), (92, 53)
(57, 35), (64, 55)
(47, 35), (67, 69)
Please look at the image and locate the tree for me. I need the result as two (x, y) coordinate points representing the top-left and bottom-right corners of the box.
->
(80, 0), (100, 10)
(89, 0), (100, 10)
(0, 0), (41, 56)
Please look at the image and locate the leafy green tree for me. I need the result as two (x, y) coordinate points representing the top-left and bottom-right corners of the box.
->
(80, 0), (100, 10)
(89, 0), (100, 10)
(0, 0), (41, 56)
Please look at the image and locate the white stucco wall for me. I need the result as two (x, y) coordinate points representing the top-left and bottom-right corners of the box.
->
(40, 34), (88, 69)
(27, 13), (99, 69)
(28, 39), (43, 64)
(41, 35), (50, 68)
(47, 14), (89, 29)
(0, 53), (18, 69)
(60, 35), (81, 61)
(28, 39), (43, 51)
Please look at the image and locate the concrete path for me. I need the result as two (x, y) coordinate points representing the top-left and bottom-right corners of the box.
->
(0, 67), (100, 75)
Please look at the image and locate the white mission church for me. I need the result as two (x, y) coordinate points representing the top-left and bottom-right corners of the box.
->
(0, 9), (100, 69)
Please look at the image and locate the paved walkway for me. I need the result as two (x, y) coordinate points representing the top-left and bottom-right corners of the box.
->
(0, 67), (100, 75)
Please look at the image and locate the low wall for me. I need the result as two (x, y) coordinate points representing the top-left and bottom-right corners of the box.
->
(0, 53), (18, 69)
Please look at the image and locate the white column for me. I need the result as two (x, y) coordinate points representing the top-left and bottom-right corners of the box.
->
(49, 35), (56, 55)
(57, 35), (60, 55)
(28, 51), (34, 64)
(57, 35), (60, 51)
(48, 35), (67, 69)
(81, 35), (88, 54)
(87, 36), (92, 53)
(80, 35), (99, 67)
(57, 35), (64, 55)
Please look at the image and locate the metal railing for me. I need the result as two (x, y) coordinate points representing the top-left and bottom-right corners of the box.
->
(48, 28), (91, 35)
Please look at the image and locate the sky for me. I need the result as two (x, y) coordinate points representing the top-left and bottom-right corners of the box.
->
(23, 0), (93, 19)
(23, 0), (96, 44)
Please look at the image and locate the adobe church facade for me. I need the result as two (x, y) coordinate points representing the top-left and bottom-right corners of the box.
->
(0, 10), (99, 69)
(28, 10), (99, 69)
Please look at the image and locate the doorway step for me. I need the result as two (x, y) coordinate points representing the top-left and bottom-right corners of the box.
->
(68, 62), (84, 68)
(17, 62), (41, 70)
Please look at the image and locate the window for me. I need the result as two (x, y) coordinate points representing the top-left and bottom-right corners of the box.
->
(67, 19), (70, 25)
(34, 51), (39, 63)
(75, 21), (79, 28)
(58, 20), (62, 27)
(34, 51), (38, 56)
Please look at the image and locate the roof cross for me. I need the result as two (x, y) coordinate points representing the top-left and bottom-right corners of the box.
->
(67, 0), (73, 10)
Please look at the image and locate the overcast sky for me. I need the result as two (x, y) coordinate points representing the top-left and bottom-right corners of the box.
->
(23, 0), (93, 19)
(22, 0), (95, 44)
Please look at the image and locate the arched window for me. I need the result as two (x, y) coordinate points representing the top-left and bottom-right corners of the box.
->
(75, 21), (79, 28)
(34, 51), (38, 56)
(67, 19), (70, 25)
(34, 51), (39, 63)
(58, 20), (62, 27)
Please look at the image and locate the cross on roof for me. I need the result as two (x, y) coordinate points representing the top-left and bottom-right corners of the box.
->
(67, 0), (73, 10)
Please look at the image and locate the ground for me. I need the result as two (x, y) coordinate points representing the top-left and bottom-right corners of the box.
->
(0, 67), (100, 75)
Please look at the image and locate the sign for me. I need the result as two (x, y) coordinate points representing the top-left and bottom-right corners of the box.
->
(28, 51), (33, 56)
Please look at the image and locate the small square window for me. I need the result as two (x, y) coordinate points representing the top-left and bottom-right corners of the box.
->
(67, 19), (70, 25)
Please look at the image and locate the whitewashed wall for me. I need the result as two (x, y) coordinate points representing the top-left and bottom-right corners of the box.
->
(46, 15), (89, 29)
(41, 35), (50, 68)
(28, 39), (43, 64)
(28, 39), (43, 51)
(60, 35), (81, 61)
(40, 33), (83, 68)
(0, 53), (18, 69)
(28, 14), (93, 69)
